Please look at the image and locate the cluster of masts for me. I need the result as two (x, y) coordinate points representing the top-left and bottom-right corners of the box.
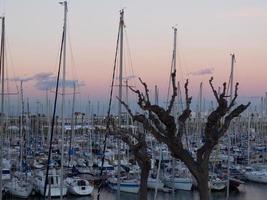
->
(0, 1), (266, 200)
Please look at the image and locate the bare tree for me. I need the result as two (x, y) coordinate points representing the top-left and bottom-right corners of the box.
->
(119, 70), (250, 200)
(111, 114), (151, 200)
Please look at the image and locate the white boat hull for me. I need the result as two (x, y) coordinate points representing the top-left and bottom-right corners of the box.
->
(245, 171), (267, 184)
(66, 177), (94, 196)
(209, 180), (226, 191)
(67, 185), (94, 195)
(164, 177), (192, 191)
(6, 182), (33, 198)
(108, 179), (139, 193)
(37, 186), (67, 197)
(147, 178), (164, 190)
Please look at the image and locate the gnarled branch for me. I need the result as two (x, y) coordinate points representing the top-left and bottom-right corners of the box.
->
(167, 70), (178, 113)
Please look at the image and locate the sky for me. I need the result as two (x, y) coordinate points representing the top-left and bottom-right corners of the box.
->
(1, 0), (267, 114)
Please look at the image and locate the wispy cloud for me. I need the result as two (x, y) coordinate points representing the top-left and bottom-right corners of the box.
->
(189, 67), (214, 76)
(11, 72), (85, 91)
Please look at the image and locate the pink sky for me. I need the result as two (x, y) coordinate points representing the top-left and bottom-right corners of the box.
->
(2, 0), (266, 106)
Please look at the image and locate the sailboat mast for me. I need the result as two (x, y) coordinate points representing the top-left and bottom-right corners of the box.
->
(173, 27), (177, 72)
(171, 27), (177, 200)
(226, 53), (235, 199)
(230, 54), (235, 101)
(117, 9), (124, 200)
(199, 82), (203, 118)
(19, 81), (24, 171)
(118, 9), (124, 126)
(60, 1), (67, 199)
(0, 16), (5, 200)
(69, 82), (76, 164)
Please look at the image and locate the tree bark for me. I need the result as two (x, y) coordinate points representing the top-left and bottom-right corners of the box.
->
(192, 167), (209, 200)
(197, 175), (209, 200)
(138, 161), (150, 200)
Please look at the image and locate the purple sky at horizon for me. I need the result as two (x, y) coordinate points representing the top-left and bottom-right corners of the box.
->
(1, 0), (266, 110)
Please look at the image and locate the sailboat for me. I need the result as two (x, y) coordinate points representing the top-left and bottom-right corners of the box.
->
(108, 176), (140, 193)
(6, 81), (33, 198)
(65, 177), (94, 196)
(163, 27), (193, 192)
(38, 1), (68, 198)
(244, 170), (267, 184)
(0, 15), (5, 199)
(106, 9), (140, 195)
(6, 177), (33, 198)
(34, 169), (67, 197)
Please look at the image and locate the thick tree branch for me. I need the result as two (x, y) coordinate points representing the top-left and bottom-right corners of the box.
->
(177, 79), (192, 137)
(116, 96), (134, 118)
(167, 70), (177, 114)
(139, 77), (150, 104)
(184, 79), (192, 110)
(228, 82), (239, 110)
(218, 102), (251, 137)
(209, 77), (219, 103)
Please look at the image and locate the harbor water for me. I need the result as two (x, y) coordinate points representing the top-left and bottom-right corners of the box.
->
(3, 182), (267, 200)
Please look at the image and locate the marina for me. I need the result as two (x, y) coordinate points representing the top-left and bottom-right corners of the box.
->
(3, 183), (267, 200)
(0, 1), (267, 200)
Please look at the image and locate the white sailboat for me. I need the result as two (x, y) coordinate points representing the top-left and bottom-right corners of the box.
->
(163, 176), (193, 191)
(147, 177), (164, 190)
(34, 169), (67, 197)
(65, 177), (94, 196)
(209, 177), (226, 191)
(108, 177), (140, 193)
(6, 177), (33, 198)
(245, 169), (267, 184)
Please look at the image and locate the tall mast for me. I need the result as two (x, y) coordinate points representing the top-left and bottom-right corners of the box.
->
(229, 54), (235, 101)
(118, 9), (124, 128)
(19, 81), (24, 171)
(154, 85), (159, 105)
(226, 53), (235, 200)
(171, 27), (177, 200)
(69, 82), (76, 164)
(60, 1), (67, 199)
(199, 82), (203, 118)
(117, 9), (124, 200)
(173, 27), (177, 73)
(0, 16), (5, 200)
(177, 81), (183, 112)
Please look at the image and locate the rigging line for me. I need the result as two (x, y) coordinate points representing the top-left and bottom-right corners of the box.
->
(5, 50), (11, 116)
(5, 35), (19, 93)
(124, 28), (138, 104)
(0, 18), (4, 82)
(227, 67), (233, 96)
(97, 19), (121, 200)
(43, 26), (65, 197)
(177, 35), (186, 83)
(67, 19), (79, 89)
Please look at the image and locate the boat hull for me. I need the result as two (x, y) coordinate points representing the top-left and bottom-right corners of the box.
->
(6, 184), (33, 198)
(147, 178), (164, 190)
(38, 187), (67, 197)
(67, 185), (94, 196)
(164, 178), (192, 191)
(108, 180), (139, 193)
(245, 172), (267, 184)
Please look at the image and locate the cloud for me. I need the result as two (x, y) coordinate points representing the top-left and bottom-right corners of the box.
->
(33, 72), (54, 81)
(11, 72), (85, 91)
(189, 67), (214, 76)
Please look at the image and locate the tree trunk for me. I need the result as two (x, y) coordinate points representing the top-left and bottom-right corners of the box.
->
(138, 161), (150, 200)
(196, 173), (209, 200)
